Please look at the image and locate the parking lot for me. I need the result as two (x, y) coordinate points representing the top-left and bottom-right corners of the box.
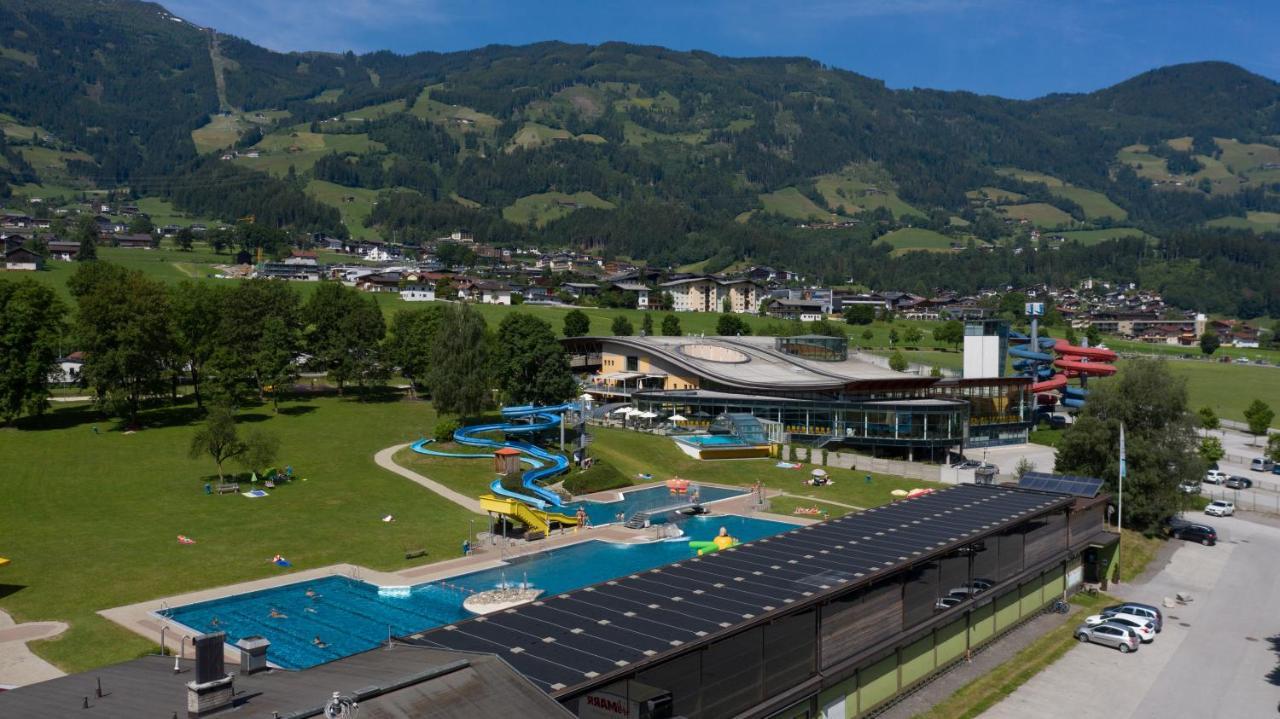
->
(981, 512), (1280, 718)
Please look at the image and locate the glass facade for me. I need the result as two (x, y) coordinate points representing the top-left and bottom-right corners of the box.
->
(775, 335), (849, 362)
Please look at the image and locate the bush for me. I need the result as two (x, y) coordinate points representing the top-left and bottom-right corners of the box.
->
(433, 418), (461, 443)
(563, 460), (633, 495)
(888, 350), (908, 372)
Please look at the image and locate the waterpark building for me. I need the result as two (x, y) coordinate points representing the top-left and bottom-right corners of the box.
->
(565, 335), (1033, 454)
(406, 483), (1116, 718)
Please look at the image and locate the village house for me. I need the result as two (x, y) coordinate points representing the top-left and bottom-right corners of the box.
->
(3, 246), (43, 271)
(765, 298), (825, 322)
(658, 275), (762, 313)
(611, 281), (651, 309)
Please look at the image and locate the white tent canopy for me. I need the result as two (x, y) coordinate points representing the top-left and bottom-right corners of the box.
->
(668, 414), (688, 422)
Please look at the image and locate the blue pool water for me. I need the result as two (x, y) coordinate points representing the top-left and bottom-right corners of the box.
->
(564, 483), (745, 525)
(167, 514), (794, 670)
(677, 434), (751, 447)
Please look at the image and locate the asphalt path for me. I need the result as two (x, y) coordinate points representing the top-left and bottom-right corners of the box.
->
(980, 513), (1280, 718)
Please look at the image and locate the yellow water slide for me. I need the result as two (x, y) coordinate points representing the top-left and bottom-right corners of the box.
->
(479, 494), (580, 534)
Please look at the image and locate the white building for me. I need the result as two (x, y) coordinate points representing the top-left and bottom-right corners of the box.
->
(659, 276), (762, 313)
(401, 283), (436, 302)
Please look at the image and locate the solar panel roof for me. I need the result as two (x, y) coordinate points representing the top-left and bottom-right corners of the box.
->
(404, 484), (1069, 696)
(1018, 471), (1105, 498)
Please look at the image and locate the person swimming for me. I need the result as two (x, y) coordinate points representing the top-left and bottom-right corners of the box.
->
(268, 607), (287, 619)
(305, 588), (318, 599)
(210, 617), (221, 627)
(312, 636), (327, 648)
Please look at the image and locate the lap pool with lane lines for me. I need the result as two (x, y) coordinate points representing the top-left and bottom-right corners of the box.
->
(166, 514), (795, 669)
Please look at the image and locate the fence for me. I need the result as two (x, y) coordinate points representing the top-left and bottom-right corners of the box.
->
(1202, 486), (1280, 515)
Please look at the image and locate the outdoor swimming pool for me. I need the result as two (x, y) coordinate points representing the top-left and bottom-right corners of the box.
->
(564, 482), (746, 525)
(675, 434), (753, 447)
(166, 513), (795, 670)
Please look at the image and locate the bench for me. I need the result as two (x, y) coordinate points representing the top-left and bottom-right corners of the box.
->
(216, 483), (240, 494)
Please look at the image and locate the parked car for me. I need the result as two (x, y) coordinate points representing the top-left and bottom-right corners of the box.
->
(935, 596), (963, 610)
(1170, 522), (1217, 546)
(1074, 622), (1140, 652)
(1272, 463), (1280, 476)
(1205, 500), (1235, 517)
(1250, 458), (1274, 472)
(1084, 614), (1156, 643)
(1102, 602), (1164, 633)
(1225, 476), (1253, 490)
(1204, 469), (1228, 484)
(1179, 480), (1201, 494)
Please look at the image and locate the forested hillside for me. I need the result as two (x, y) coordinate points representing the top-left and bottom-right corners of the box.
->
(1, 0), (1279, 315)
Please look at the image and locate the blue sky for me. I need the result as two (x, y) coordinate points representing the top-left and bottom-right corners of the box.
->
(165, 0), (1279, 99)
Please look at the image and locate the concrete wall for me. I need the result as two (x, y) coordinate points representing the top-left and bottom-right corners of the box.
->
(783, 445), (943, 482)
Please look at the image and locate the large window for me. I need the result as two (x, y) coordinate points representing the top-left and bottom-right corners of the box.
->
(1024, 512), (1068, 566)
(819, 579), (902, 668)
(764, 609), (816, 696)
(635, 651), (701, 718)
(997, 527), (1025, 581)
(970, 539), (998, 589)
(902, 561), (940, 625)
(701, 628), (764, 718)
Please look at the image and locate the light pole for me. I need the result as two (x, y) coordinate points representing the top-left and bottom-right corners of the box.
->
(1117, 422), (1125, 583)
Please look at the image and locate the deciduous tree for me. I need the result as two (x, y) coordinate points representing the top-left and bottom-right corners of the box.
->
(386, 305), (445, 397)
(1055, 360), (1202, 532)
(0, 278), (67, 423)
(562, 309), (590, 338)
(661, 314), (681, 336)
(427, 303), (492, 418)
(188, 404), (245, 482)
(494, 313), (576, 406)
(1198, 331), (1220, 356)
(1244, 399), (1274, 446)
(611, 315), (634, 336)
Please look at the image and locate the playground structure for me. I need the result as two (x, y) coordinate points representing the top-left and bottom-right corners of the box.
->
(1009, 306), (1117, 412)
(411, 403), (585, 534)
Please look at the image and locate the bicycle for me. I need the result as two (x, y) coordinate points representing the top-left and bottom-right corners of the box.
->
(1051, 598), (1070, 614)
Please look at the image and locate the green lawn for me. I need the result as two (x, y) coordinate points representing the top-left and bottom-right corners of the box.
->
(998, 203), (1073, 228)
(235, 131), (384, 177)
(875, 227), (954, 254)
(501, 191), (615, 227)
(1054, 227), (1154, 245)
(764, 496), (856, 520)
(304, 180), (386, 239)
(191, 114), (245, 154)
(0, 396), (475, 673)
(967, 187), (1026, 203)
(1048, 186), (1127, 221)
(1206, 211), (1280, 233)
(815, 170), (922, 218)
(1159, 361), (1280, 428)
(994, 167), (1065, 187)
(758, 187), (834, 221)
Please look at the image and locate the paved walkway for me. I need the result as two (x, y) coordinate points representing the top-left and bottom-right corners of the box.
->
(373, 443), (484, 513)
(0, 610), (67, 687)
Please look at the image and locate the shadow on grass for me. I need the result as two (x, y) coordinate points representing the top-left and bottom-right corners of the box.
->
(235, 413), (274, 424)
(276, 405), (317, 417)
(342, 386), (406, 404)
(0, 584), (26, 600)
(12, 404), (103, 432)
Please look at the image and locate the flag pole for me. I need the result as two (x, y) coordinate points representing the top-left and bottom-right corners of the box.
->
(1117, 422), (1125, 583)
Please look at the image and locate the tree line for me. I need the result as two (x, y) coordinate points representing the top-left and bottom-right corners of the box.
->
(0, 266), (578, 427)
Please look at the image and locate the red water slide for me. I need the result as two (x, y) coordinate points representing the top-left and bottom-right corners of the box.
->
(1052, 339), (1118, 362)
(1031, 373), (1068, 393)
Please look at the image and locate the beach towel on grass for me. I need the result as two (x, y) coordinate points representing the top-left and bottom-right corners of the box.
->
(242, 489), (269, 498)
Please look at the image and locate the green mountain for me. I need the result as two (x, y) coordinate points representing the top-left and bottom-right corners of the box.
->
(1, 0), (1279, 317)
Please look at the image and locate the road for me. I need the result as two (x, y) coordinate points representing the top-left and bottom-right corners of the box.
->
(980, 513), (1280, 719)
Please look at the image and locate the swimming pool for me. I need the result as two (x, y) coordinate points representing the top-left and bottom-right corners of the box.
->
(676, 434), (753, 447)
(564, 483), (745, 525)
(166, 514), (795, 670)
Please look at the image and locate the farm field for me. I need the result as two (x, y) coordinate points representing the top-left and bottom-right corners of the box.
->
(304, 180), (385, 239)
(998, 202), (1073, 227)
(502, 191), (615, 226)
(1048, 186), (1127, 221)
(1206, 211), (1280, 233)
(1054, 227), (1153, 245)
(0, 396), (473, 672)
(235, 131), (384, 176)
(758, 187), (832, 221)
(874, 227), (954, 254)
(815, 170), (922, 218)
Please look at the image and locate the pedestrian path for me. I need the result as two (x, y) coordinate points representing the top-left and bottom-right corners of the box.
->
(0, 610), (67, 687)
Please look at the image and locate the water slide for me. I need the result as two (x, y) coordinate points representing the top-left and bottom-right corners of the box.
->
(410, 403), (579, 510)
(478, 494), (579, 535)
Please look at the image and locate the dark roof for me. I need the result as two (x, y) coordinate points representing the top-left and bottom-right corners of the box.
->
(4, 247), (42, 262)
(405, 484), (1070, 697)
(0, 646), (571, 719)
(1018, 472), (1105, 498)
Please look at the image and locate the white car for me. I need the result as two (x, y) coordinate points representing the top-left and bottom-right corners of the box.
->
(1084, 614), (1156, 643)
(1205, 500), (1234, 517)
(1204, 470), (1228, 485)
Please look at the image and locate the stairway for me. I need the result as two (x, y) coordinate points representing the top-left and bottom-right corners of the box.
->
(624, 512), (650, 529)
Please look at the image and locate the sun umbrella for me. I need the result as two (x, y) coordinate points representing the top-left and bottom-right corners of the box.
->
(811, 468), (828, 477)
(0, 557), (9, 568)
(638, 411), (658, 419)
(668, 414), (688, 422)
(611, 406), (634, 414)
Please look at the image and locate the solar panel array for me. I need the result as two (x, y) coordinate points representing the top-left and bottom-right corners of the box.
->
(405, 485), (1069, 696)
(1018, 471), (1105, 498)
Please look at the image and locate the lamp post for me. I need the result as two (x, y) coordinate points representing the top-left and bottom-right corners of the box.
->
(1117, 422), (1125, 583)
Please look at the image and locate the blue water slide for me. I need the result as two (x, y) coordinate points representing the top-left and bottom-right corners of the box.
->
(1008, 345), (1054, 362)
(1061, 397), (1086, 409)
(1063, 386), (1089, 399)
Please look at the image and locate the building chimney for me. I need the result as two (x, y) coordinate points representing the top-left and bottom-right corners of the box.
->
(236, 636), (271, 675)
(186, 632), (234, 717)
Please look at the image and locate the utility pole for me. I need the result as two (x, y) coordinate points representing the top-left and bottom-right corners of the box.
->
(1117, 422), (1125, 582)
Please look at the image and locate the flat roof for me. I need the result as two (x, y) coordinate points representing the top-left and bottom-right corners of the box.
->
(568, 335), (932, 393)
(404, 484), (1070, 697)
(0, 646), (571, 718)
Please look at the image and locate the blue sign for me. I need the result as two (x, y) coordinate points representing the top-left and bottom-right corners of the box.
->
(1025, 302), (1045, 317)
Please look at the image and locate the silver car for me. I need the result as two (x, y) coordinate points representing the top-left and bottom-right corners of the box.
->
(1075, 622), (1140, 652)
